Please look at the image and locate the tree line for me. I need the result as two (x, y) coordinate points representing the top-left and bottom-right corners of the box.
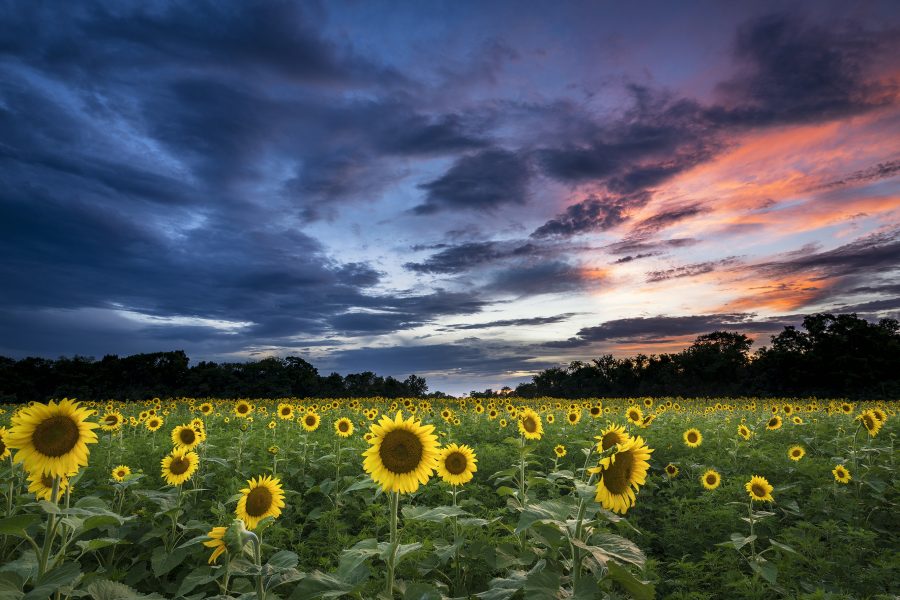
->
(511, 313), (900, 399)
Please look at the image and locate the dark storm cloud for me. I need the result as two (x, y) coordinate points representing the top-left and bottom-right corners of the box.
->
(404, 241), (539, 274)
(632, 204), (708, 235)
(531, 193), (648, 238)
(646, 257), (741, 283)
(444, 313), (578, 331)
(613, 253), (659, 264)
(545, 313), (791, 348)
(605, 238), (700, 256)
(412, 148), (532, 215)
(753, 230), (900, 280)
(489, 261), (592, 296)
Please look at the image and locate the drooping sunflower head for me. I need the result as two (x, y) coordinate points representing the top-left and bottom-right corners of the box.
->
(832, 464), (851, 484)
(236, 474), (286, 530)
(517, 408), (544, 441)
(203, 526), (228, 564)
(683, 428), (703, 448)
(301, 412), (321, 432)
(335, 417), (354, 438)
(554, 444), (566, 458)
(701, 469), (721, 490)
(6, 398), (99, 478)
(870, 408), (887, 424)
(738, 424), (752, 440)
(589, 435), (653, 514)
(745, 475), (774, 502)
(362, 411), (439, 494)
(664, 463), (679, 478)
(27, 471), (69, 501)
(112, 465), (131, 482)
(595, 424), (630, 452)
(858, 410), (882, 437)
(788, 445), (805, 461)
(792, 416), (803, 425)
(100, 411), (124, 432)
(172, 425), (202, 450)
(625, 407), (644, 426)
(766, 415), (783, 431)
(161, 449), (199, 486)
(436, 443), (478, 486)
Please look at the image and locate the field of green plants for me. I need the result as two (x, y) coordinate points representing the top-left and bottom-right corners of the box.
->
(0, 397), (896, 600)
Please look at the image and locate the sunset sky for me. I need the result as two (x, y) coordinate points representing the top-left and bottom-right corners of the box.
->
(2, 1), (899, 394)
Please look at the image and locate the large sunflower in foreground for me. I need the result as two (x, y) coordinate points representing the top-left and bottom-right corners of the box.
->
(517, 408), (544, 440)
(595, 424), (630, 452)
(363, 411), (439, 493)
(6, 399), (99, 477)
(588, 435), (653, 514)
(161, 449), (199, 486)
(172, 425), (203, 450)
(236, 475), (286, 530)
(27, 470), (70, 501)
(436, 443), (478, 486)
(745, 475), (774, 502)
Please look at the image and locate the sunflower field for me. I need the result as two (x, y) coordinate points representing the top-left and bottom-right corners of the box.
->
(0, 397), (896, 600)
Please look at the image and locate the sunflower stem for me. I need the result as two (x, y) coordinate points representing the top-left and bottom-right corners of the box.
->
(452, 485), (462, 594)
(385, 491), (400, 598)
(37, 476), (60, 577)
(250, 531), (265, 599)
(571, 472), (594, 587)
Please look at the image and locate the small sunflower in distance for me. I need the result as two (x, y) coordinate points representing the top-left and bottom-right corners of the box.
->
(625, 406), (643, 426)
(832, 464), (851, 484)
(204, 526), (227, 564)
(517, 408), (544, 440)
(436, 443), (478, 486)
(234, 401), (253, 419)
(301, 412), (321, 432)
(596, 424), (630, 452)
(172, 424), (202, 451)
(236, 475), (286, 530)
(766, 415), (783, 431)
(746, 475), (774, 502)
(199, 402), (213, 416)
(683, 428), (702, 448)
(589, 435), (653, 514)
(145, 416), (163, 432)
(6, 398), (99, 478)
(664, 463), (679, 478)
(112, 465), (131, 482)
(161, 448), (199, 486)
(701, 469), (721, 490)
(788, 445), (805, 461)
(363, 411), (439, 494)
(566, 410), (581, 426)
(99, 411), (125, 432)
(335, 417), (354, 437)
(554, 444), (566, 458)
(738, 424), (752, 440)
(277, 403), (294, 420)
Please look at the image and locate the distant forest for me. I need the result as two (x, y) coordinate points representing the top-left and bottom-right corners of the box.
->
(1, 313), (898, 402)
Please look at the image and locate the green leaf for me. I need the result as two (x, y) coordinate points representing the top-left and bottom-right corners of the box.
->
(402, 505), (468, 522)
(151, 545), (189, 577)
(750, 557), (778, 584)
(23, 562), (80, 600)
(177, 566), (218, 597)
(515, 499), (573, 533)
(0, 515), (39, 538)
(266, 550), (299, 570)
(605, 561), (654, 600)
(474, 571), (527, 600)
(403, 582), (442, 600)
(76, 538), (124, 553)
(86, 578), (166, 600)
(524, 562), (560, 599)
(0, 571), (24, 600)
(768, 539), (798, 555)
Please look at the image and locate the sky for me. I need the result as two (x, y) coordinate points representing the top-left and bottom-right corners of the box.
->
(1, 1), (900, 395)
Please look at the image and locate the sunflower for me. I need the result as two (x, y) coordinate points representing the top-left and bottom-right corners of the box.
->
(745, 475), (774, 502)
(625, 406), (644, 426)
(363, 411), (439, 494)
(517, 408), (544, 440)
(27, 471), (69, 501)
(161, 449), (199, 486)
(171, 425), (203, 450)
(683, 428), (702, 448)
(335, 417), (354, 438)
(566, 410), (582, 426)
(870, 408), (887, 424)
(145, 416), (163, 432)
(301, 412), (321, 432)
(112, 465), (131, 482)
(554, 444), (566, 458)
(788, 445), (805, 461)
(701, 469), (721, 490)
(664, 463), (679, 478)
(737, 424), (752, 440)
(595, 424), (630, 452)
(234, 401), (253, 419)
(277, 404), (294, 420)
(839, 402), (853, 414)
(99, 411), (125, 432)
(589, 405), (602, 419)
(0, 427), (9, 460)
(792, 416), (803, 425)
(203, 526), (228, 564)
(588, 435), (653, 514)
(766, 415), (783, 431)
(199, 402), (214, 416)
(832, 464), (851, 484)
(546, 414), (555, 424)
(236, 475), (286, 530)
(499, 418), (507, 428)
(6, 398), (99, 478)
(436, 443), (478, 486)
(858, 410), (882, 437)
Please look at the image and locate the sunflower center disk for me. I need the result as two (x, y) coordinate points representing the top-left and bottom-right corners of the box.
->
(444, 452), (467, 475)
(169, 457), (191, 475)
(707, 475), (717, 485)
(379, 429), (423, 474)
(751, 484), (766, 498)
(32, 416), (81, 457)
(181, 429), (196, 444)
(688, 433), (698, 443)
(522, 417), (537, 433)
(339, 422), (349, 432)
(600, 433), (620, 451)
(245, 486), (274, 516)
(306, 417), (316, 426)
(602, 451), (635, 495)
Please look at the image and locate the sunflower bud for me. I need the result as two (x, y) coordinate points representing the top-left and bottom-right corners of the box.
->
(225, 518), (253, 556)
